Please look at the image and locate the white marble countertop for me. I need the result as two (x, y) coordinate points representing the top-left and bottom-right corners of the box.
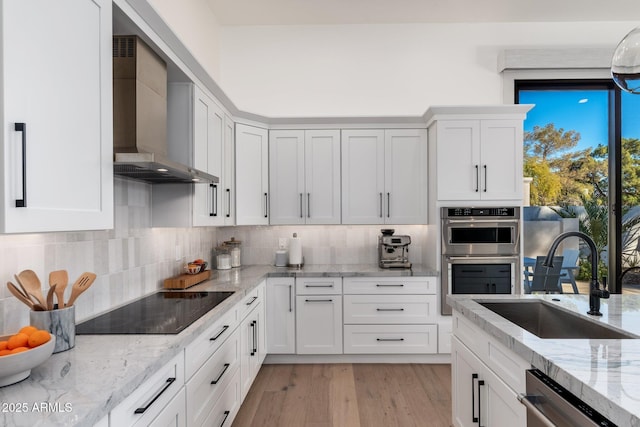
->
(0, 264), (436, 426)
(448, 293), (640, 427)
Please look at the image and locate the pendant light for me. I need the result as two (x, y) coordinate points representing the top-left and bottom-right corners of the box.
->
(612, 26), (640, 93)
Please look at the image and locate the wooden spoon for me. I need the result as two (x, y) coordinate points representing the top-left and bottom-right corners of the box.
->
(66, 272), (97, 307)
(46, 284), (57, 311)
(49, 270), (68, 309)
(7, 282), (45, 311)
(17, 269), (47, 308)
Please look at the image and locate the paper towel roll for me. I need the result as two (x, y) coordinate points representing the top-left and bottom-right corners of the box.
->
(289, 233), (302, 265)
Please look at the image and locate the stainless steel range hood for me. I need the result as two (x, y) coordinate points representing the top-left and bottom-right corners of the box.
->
(112, 36), (218, 184)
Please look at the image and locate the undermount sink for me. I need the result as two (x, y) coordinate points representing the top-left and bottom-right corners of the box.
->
(477, 300), (636, 339)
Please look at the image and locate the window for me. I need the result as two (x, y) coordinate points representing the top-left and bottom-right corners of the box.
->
(516, 80), (640, 294)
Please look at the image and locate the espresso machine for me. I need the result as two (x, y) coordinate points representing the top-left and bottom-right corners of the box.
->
(378, 229), (412, 268)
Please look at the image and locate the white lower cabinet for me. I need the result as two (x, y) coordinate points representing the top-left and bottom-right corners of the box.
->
(202, 368), (242, 427)
(452, 311), (527, 427)
(149, 388), (186, 427)
(344, 324), (437, 354)
(240, 282), (266, 400)
(296, 277), (343, 354)
(266, 277), (296, 354)
(110, 352), (185, 427)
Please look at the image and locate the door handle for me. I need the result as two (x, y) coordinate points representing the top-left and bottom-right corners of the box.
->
(475, 165), (479, 192)
(14, 123), (26, 208)
(225, 188), (231, 218)
(483, 165), (487, 193)
(289, 284), (292, 312)
(211, 184), (218, 216)
(307, 193), (310, 218)
(478, 379), (485, 427)
(210, 363), (230, 385)
(379, 193), (383, 217)
(134, 377), (176, 414)
(471, 373), (479, 423)
(387, 192), (390, 218)
(264, 192), (268, 218)
(299, 193), (303, 218)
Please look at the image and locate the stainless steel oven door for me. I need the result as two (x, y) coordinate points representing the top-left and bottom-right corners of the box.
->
(441, 255), (519, 315)
(442, 219), (520, 256)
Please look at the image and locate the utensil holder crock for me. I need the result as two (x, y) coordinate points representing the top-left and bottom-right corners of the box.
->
(29, 305), (75, 353)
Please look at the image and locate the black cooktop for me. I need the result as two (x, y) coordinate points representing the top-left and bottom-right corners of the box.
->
(76, 291), (234, 335)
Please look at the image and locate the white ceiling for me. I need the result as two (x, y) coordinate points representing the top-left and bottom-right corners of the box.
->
(207, 0), (640, 26)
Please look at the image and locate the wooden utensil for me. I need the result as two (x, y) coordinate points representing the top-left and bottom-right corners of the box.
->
(66, 272), (97, 307)
(13, 274), (34, 304)
(46, 284), (57, 311)
(49, 270), (68, 308)
(7, 282), (45, 311)
(17, 269), (47, 308)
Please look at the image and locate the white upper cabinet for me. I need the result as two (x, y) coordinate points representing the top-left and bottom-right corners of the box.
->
(342, 129), (427, 224)
(427, 106), (530, 203)
(0, 0), (113, 233)
(236, 123), (269, 225)
(153, 83), (225, 227)
(269, 129), (341, 225)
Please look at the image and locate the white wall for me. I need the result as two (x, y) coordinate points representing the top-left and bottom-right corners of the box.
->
(218, 21), (632, 117)
(148, 0), (222, 81)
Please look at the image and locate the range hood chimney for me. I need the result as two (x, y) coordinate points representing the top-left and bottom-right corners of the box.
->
(112, 36), (218, 184)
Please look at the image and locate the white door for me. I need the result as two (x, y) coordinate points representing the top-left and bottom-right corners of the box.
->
(341, 130), (385, 224)
(480, 120), (523, 201)
(305, 130), (341, 224)
(269, 130), (305, 224)
(436, 120), (481, 201)
(223, 115), (236, 225)
(236, 124), (269, 225)
(266, 278), (296, 354)
(480, 366), (526, 427)
(452, 337), (483, 427)
(384, 129), (427, 224)
(1, 0), (113, 233)
(296, 296), (343, 354)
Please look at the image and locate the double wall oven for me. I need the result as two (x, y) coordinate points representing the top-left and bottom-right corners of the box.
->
(441, 207), (520, 315)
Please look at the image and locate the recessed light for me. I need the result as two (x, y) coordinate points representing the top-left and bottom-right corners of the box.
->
(192, 178), (200, 182)
(578, 98), (588, 104)
(157, 168), (168, 172)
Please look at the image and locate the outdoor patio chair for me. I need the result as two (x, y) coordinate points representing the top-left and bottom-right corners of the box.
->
(524, 255), (564, 294)
(558, 249), (580, 294)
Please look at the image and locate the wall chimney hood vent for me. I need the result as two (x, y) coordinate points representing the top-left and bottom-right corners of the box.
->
(112, 36), (218, 184)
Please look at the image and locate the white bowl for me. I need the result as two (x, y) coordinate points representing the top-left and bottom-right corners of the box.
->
(0, 334), (55, 387)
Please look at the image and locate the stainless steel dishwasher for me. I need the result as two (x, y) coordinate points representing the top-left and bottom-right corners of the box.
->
(518, 369), (617, 426)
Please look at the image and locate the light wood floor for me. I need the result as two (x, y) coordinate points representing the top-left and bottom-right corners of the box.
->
(232, 363), (452, 427)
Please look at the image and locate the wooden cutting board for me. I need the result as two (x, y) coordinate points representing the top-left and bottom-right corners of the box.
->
(163, 270), (212, 290)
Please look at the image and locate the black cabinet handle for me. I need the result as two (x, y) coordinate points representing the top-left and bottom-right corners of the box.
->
(246, 296), (258, 306)
(225, 188), (231, 218)
(289, 284), (292, 312)
(304, 299), (333, 302)
(387, 192), (390, 218)
(376, 284), (404, 287)
(220, 410), (231, 427)
(483, 165), (487, 193)
(478, 379), (485, 427)
(376, 338), (404, 341)
(210, 363), (230, 385)
(299, 193), (303, 218)
(134, 377), (176, 414)
(475, 165), (479, 192)
(305, 284), (333, 288)
(210, 184), (218, 217)
(250, 320), (257, 356)
(14, 123), (26, 208)
(376, 308), (405, 312)
(307, 193), (310, 218)
(264, 192), (268, 218)
(210, 325), (229, 342)
(471, 373), (479, 423)
(379, 192), (383, 217)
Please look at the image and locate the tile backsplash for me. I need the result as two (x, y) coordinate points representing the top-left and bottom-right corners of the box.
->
(0, 178), (432, 334)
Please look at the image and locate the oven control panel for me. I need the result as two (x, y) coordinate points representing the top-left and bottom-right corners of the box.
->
(445, 207), (517, 218)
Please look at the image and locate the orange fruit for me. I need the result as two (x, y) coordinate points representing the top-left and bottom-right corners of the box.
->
(0, 349), (11, 356)
(19, 325), (38, 336)
(10, 347), (29, 354)
(0, 341), (8, 351)
(7, 333), (29, 350)
(28, 330), (51, 348)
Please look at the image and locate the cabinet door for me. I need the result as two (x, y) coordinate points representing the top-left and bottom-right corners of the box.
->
(480, 120), (523, 200)
(451, 337), (483, 427)
(223, 115), (236, 225)
(236, 124), (269, 225)
(305, 130), (341, 224)
(384, 129), (427, 224)
(148, 387), (186, 427)
(436, 120), (481, 201)
(480, 365), (526, 427)
(269, 130), (305, 224)
(341, 130), (385, 224)
(240, 302), (263, 400)
(296, 295), (343, 354)
(266, 278), (296, 354)
(1, 0), (113, 233)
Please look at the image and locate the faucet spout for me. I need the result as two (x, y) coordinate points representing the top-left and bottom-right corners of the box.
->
(543, 231), (609, 316)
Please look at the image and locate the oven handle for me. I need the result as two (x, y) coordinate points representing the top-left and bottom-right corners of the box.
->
(517, 394), (556, 427)
(443, 219), (519, 224)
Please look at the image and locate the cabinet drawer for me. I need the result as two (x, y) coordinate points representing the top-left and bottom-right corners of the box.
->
(344, 324), (438, 354)
(239, 281), (265, 319)
(201, 368), (242, 427)
(111, 352), (185, 427)
(185, 307), (238, 380)
(343, 277), (436, 294)
(343, 294), (436, 324)
(296, 277), (342, 295)
(187, 327), (240, 427)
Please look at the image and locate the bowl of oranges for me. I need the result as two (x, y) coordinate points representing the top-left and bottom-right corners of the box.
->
(0, 325), (55, 387)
